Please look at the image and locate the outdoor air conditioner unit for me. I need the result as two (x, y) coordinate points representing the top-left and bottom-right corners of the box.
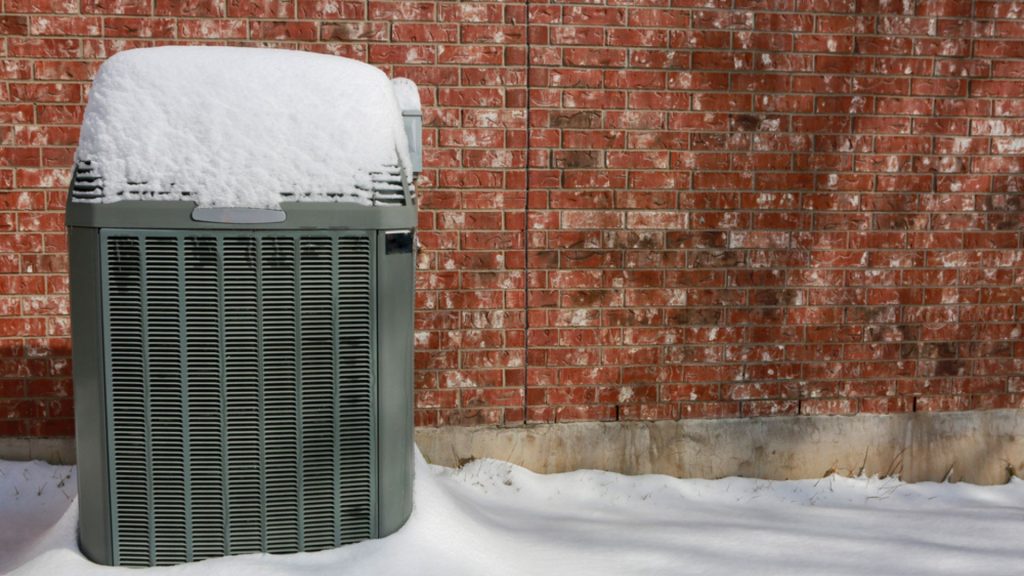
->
(67, 48), (419, 566)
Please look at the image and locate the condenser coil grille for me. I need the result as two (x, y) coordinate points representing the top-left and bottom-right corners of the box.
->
(100, 230), (377, 566)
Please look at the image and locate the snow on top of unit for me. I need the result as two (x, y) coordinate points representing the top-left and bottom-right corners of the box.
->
(390, 78), (422, 113)
(76, 46), (410, 208)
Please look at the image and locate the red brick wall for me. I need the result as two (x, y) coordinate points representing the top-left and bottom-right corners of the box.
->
(2, 0), (1023, 437)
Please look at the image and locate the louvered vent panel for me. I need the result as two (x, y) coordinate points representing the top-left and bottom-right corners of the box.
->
(336, 237), (375, 542)
(102, 231), (376, 567)
(72, 161), (410, 206)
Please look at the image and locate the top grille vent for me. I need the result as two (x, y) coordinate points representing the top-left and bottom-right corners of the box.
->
(69, 161), (413, 207)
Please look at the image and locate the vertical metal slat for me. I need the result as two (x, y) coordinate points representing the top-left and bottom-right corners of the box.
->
(184, 236), (225, 559)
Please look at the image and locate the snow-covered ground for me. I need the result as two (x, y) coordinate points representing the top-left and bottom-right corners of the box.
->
(3, 452), (1023, 576)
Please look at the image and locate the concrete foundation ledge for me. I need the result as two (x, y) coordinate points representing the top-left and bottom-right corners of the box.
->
(4, 410), (1022, 485)
(0, 437), (76, 464)
(415, 410), (1024, 485)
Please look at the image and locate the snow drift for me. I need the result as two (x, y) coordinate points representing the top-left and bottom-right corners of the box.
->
(3, 452), (1023, 576)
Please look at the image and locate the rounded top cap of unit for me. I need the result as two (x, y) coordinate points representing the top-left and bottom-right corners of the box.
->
(74, 46), (414, 209)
